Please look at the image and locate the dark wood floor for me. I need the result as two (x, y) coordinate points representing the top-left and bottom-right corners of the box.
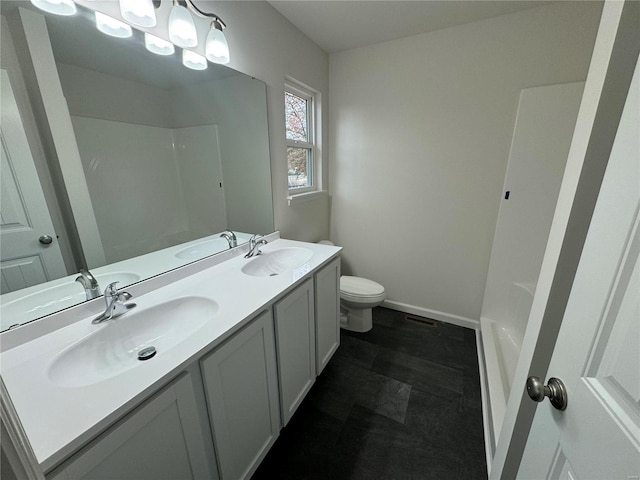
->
(252, 307), (487, 480)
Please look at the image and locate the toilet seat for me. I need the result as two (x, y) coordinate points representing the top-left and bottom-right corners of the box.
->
(340, 276), (386, 304)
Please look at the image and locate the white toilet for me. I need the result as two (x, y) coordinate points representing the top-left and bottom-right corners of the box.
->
(339, 275), (386, 332)
(319, 241), (386, 332)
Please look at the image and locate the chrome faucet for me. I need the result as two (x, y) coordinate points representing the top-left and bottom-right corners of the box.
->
(92, 282), (136, 324)
(220, 230), (238, 248)
(75, 269), (100, 300)
(245, 234), (267, 258)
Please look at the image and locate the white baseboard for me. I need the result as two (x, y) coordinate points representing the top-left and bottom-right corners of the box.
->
(381, 300), (479, 330)
(476, 329), (495, 474)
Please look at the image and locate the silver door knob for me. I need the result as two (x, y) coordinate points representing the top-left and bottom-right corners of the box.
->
(39, 235), (53, 245)
(526, 376), (567, 410)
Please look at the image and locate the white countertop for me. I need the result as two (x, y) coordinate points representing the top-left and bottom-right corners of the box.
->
(0, 238), (341, 472)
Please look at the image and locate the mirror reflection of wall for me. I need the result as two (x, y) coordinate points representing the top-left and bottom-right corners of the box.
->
(62, 66), (227, 264)
(0, 3), (274, 330)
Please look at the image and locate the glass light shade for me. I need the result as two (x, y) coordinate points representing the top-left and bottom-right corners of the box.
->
(95, 12), (133, 38)
(120, 0), (156, 27)
(205, 27), (230, 64)
(145, 33), (175, 56)
(182, 50), (207, 71)
(168, 4), (197, 48)
(30, 0), (76, 16)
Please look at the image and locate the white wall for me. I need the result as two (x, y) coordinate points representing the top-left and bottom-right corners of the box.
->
(329, 2), (602, 323)
(74, 0), (330, 242)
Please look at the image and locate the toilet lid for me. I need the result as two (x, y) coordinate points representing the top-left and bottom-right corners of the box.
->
(340, 276), (385, 298)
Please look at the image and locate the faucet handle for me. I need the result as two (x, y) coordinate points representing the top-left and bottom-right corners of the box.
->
(94, 282), (135, 324)
(105, 281), (132, 301)
(103, 282), (119, 309)
(245, 234), (267, 258)
(105, 281), (119, 297)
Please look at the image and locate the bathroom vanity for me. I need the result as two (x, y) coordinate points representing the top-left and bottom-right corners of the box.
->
(1, 237), (341, 480)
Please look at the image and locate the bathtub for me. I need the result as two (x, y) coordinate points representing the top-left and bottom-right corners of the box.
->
(479, 281), (535, 453)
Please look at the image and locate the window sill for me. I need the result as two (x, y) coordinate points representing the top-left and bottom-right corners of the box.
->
(287, 190), (327, 206)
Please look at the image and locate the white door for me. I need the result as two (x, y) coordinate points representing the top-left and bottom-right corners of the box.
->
(517, 38), (640, 480)
(0, 69), (67, 293)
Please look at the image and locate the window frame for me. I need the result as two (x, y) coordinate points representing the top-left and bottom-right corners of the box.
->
(285, 81), (317, 196)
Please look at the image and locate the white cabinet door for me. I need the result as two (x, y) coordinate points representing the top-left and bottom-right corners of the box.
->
(200, 311), (280, 480)
(274, 279), (316, 425)
(315, 257), (340, 374)
(47, 373), (217, 480)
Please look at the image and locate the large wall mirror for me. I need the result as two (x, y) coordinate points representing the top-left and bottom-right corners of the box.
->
(0, 3), (274, 331)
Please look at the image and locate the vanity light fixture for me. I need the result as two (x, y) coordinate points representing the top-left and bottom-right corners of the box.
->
(29, 0), (76, 16)
(179, 0), (231, 64)
(31, 0), (231, 67)
(119, 0), (157, 28)
(205, 18), (230, 64)
(145, 33), (175, 56)
(168, 0), (198, 48)
(182, 50), (208, 70)
(95, 11), (133, 38)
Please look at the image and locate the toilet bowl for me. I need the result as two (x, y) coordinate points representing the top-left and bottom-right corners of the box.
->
(318, 241), (386, 333)
(339, 276), (386, 332)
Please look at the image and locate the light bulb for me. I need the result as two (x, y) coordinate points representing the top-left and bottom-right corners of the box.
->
(30, 0), (76, 16)
(182, 50), (207, 71)
(168, 4), (197, 48)
(95, 12), (132, 38)
(205, 22), (230, 64)
(120, 0), (156, 28)
(145, 33), (175, 56)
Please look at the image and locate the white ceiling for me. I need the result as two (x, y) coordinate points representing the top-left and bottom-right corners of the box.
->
(268, 0), (554, 53)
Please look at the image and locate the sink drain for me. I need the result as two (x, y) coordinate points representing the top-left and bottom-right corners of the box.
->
(138, 346), (157, 361)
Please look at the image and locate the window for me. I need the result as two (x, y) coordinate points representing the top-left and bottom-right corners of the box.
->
(285, 82), (316, 194)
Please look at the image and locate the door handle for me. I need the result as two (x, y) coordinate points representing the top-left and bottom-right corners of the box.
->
(526, 376), (568, 411)
(39, 235), (53, 245)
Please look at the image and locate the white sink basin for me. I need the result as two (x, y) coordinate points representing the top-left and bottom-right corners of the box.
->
(242, 248), (313, 277)
(175, 238), (230, 260)
(48, 296), (218, 388)
(1, 272), (140, 330)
